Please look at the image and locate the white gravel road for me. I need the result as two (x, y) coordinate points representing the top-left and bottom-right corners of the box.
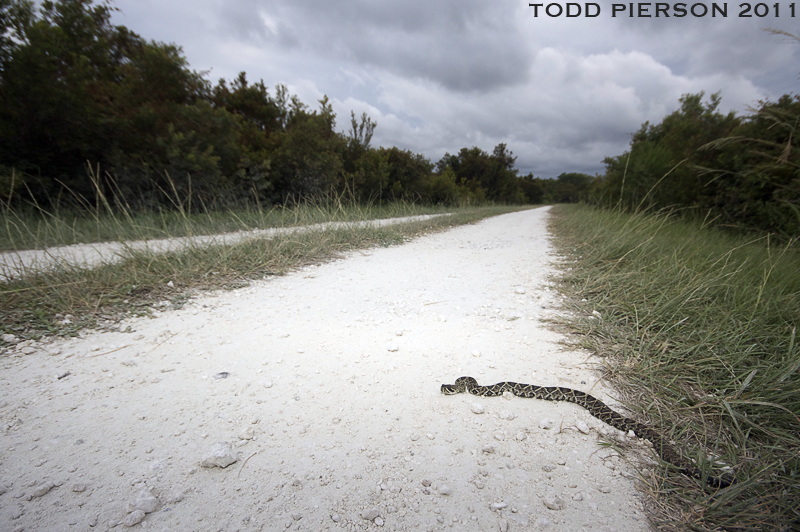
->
(0, 206), (653, 531)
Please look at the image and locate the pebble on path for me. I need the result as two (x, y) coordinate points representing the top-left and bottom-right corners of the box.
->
(128, 488), (159, 514)
(26, 481), (57, 500)
(361, 508), (381, 521)
(543, 494), (565, 510)
(122, 510), (146, 527)
(200, 442), (238, 468)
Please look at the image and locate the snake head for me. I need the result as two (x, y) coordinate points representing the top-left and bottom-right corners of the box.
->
(440, 384), (459, 394)
(440, 376), (479, 394)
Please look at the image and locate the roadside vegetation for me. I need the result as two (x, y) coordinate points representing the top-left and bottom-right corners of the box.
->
(549, 204), (799, 531)
(566, 63), (799, 532)
(587, 91), (800, 239)
(0, 182), (454, 251)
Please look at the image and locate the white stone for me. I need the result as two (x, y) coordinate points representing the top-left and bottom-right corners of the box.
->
(539, 418), (553, 430)
(122, 510), (146, 527)
(361, 508), (380, 521)
(27, 481), (56, 500)
(471, 403), (485, 414)
(543, 494), (565, 510)
(200, 442), (237, 468)
(499, 410), (516, 420)
(129, 489), (159, 514)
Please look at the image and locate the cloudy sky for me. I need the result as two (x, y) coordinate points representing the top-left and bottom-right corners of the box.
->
(110, 0), (800, 177)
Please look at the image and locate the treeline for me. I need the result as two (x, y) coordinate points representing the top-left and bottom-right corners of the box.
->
(0, 0), (591, 210)
(589, 92), (800, 238)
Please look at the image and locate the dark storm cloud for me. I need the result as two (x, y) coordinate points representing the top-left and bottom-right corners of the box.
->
(212, 0), (533, 92)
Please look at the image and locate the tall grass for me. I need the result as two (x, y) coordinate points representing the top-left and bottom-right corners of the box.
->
(549, 204), (799, 531)
(0, 184), (453, 252)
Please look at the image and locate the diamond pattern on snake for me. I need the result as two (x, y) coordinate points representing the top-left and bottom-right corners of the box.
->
(441, 376), (733, 488)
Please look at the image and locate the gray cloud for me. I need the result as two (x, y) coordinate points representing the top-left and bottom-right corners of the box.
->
(209, 0), (533, 92)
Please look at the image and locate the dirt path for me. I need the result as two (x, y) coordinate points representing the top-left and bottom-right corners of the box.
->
(0, 206), (652, 531)
(0, 213), (450, 281)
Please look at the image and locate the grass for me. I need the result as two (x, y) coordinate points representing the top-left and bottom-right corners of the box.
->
(0, 193), (454, 251)
(548, 204), (799, 531)
(0, 203), (528, 341)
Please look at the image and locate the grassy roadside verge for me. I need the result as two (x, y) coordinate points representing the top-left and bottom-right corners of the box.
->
(0, 205), (528, 342)
(0, 196), (454, 252)
(548, 204), (799, 531)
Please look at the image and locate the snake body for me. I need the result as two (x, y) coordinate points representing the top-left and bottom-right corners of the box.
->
(441, 376), (732, 488)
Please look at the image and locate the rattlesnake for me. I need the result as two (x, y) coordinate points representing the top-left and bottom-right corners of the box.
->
(441, 376), (733, 488)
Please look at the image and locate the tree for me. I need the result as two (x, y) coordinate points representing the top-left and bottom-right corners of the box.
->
(381, 147), (434, 201)
(348, 111), (376, 153)
(0, 0), (208, 203)
(435, 144), (524, 203)
(211, 72), (282, 136)
(597, 92), (740, 211)
(700, 95), (800, 236)
(268, 96), (345, 201)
